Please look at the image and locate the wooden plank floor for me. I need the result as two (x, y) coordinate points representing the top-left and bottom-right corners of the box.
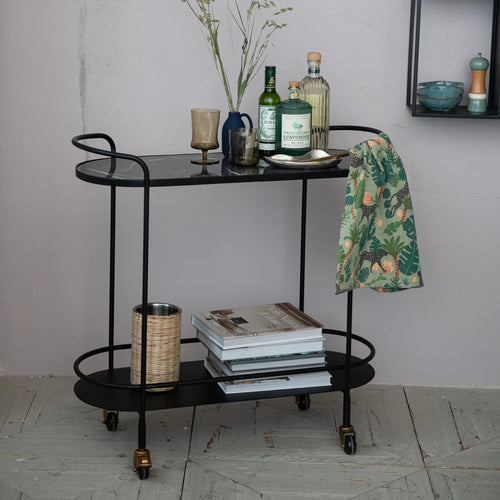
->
(1, 377), (499, 499)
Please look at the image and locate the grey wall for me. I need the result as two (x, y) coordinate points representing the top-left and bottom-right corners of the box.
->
(1, 0), (499, 387)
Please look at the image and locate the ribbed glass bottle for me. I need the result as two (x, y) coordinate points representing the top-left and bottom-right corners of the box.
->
(276, 81), (312, 156)
(299, 52), (330, 151)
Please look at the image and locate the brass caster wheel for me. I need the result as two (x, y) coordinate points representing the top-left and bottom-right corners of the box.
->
(102, 410), (119, 432)
(137, 466), (149, 480)
(295, 394), (311, 410)
(339, 425), (356, 455)
(134, 448), (152, 480)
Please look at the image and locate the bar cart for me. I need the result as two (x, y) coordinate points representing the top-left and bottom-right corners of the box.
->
(71, 126), (378, 479)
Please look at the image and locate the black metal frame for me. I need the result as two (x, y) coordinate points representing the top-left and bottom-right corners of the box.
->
(71, 125), (380, 464)
(407, 0), (500, 118)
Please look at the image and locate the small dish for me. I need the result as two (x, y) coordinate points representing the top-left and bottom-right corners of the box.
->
(418, 81), (464, 88)
(418, 86), (463, 98)
(417, 93), (462, 111)
(264, 149), (347, 169)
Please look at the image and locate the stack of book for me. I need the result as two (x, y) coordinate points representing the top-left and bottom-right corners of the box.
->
(191, 302), (331, 394)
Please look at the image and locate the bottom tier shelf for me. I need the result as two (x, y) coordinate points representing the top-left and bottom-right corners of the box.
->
(74, 351), (375, 412)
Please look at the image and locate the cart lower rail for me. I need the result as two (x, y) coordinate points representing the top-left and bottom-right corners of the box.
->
(74, 350), (374, 411)
(74, 329), (375, 411)
(73, 329), (375, 476)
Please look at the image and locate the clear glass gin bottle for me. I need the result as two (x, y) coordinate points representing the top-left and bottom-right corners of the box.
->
(299, 52), (330, 151)
(276, 81), (312, 156)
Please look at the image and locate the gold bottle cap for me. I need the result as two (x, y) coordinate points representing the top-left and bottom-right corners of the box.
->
(307, 52), (321, 61)
(289, 81), (300, 88)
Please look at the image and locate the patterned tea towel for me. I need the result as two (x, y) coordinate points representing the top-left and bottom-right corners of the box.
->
(336, 133), (423, 294)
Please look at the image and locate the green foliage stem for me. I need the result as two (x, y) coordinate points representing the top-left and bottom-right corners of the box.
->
(181, 0), (292, 112)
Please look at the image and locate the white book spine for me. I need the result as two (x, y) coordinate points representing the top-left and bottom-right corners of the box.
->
(204, 358), (332, 394)
(197, 330), (324, 361)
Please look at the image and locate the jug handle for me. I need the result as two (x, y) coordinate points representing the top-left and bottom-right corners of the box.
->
(240, 113), (253, 128)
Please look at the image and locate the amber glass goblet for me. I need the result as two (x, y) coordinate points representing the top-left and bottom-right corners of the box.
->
(190, 108), (220, 169)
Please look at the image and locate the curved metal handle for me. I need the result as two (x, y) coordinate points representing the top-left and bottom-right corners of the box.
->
(72, 132), (152, 406)
(72, 132), (117, 156)
(239, 112), (253, 129)
(71, 133), (150, 183)
(329, 125), (383, 135)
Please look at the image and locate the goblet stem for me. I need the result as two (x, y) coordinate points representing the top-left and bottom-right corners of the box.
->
(191, 148), (219, 165)
(192, 162), (215, 177)
(191, 150), (217, 177)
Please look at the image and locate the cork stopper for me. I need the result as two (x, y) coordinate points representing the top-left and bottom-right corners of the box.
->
(307, 52), (321, 62)
(289, 81), (300, 88)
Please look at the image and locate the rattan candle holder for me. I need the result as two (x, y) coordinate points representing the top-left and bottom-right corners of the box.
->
(131, 302), (182, 392)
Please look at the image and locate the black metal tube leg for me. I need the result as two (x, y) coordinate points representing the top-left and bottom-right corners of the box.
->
(138, 173), (150, 452)
(343, 290), (353, 425)
(108, 185), (116, 372)
(138, 409), (146, 447)
(299, 179), (307, 311)
(339, 290), (356, 454)
(296, 179), (310, 406)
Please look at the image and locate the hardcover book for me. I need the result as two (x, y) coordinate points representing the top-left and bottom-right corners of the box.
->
(204, 357), (332, 394)
(192, 302), (324, 349)
(208, 351), (326, 377)
(227, 351), (326, 373)
(197, 329), (325, 361)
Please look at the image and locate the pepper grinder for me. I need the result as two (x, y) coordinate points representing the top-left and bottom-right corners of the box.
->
(468, 52), (489, 113)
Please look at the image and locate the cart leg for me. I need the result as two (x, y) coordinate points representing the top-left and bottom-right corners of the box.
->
(295, 394), (311, 410)
(340, 290), (357, 455)
(102, 409), (119, 431)
(134, 171), (151, 480)
(339, 424), (356, 455)
(133, 448), (152, 480)
(340, 391), (356, 454)
(135, 399), (151, 479)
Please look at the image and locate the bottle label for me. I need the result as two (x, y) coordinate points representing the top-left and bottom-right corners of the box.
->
(259, 105), (277, 146)
(281, 113), (311, 149)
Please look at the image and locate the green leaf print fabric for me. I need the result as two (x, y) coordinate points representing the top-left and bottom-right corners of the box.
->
(336, 133), (423, 294)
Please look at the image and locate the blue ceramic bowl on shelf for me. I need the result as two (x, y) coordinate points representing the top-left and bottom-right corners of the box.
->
(417, 81), (464, 111)
(418, 80), (464, 89)
(418, 86), (463, 98)
(417, 93), (462, 111)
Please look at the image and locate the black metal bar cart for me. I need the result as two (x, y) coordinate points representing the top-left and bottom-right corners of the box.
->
(71, 125), (379, 479)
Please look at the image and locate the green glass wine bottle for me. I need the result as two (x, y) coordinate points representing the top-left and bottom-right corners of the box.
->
(258, 66), (281, 157)
(276, 81), (312, 156)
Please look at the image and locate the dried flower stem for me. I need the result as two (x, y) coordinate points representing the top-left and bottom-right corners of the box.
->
(182, 0), (292, 112)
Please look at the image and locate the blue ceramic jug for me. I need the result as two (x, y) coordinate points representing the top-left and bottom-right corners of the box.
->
(221, 111), (253, 157)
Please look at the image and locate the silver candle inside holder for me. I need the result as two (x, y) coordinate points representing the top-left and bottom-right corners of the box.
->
(229, 128), (260, 166)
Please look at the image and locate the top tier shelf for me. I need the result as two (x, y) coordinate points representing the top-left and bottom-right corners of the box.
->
(75, 153), (350, 188)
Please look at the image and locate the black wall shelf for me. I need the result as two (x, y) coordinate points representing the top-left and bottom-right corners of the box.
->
(407, 0), (500, 119)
